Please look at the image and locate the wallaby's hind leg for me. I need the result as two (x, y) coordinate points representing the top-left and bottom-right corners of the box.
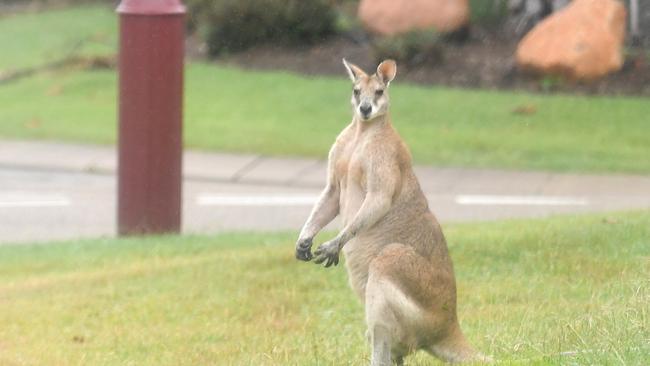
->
(369, 324), (392, 366)
(366, 262), (407, 366)
(366, 243), (487, 365)
(366, 244), (428, 365)
(366, 276), (396, 366)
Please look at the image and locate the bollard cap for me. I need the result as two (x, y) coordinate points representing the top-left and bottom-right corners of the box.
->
(117, 0), (186, 15)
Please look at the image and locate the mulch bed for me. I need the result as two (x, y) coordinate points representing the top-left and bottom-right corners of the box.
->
(204, 28), (650, 97)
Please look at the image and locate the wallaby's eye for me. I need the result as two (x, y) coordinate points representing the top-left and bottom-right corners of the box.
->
(375, 89), (384, 97)
(353, 89), (360, 96)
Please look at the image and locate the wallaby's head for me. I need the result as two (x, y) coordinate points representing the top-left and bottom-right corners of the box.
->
(342, 59), (397, 121)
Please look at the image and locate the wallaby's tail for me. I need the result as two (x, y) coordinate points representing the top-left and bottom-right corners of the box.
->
(428, 324), (492, 364)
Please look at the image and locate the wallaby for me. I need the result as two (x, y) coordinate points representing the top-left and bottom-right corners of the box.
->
(295, 59), (490, 365)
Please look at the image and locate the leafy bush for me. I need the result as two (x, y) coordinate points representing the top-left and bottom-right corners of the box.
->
(184, 0), (213, 33)
(371, 30), (443, 66)
(190, 0), (337, 56)
(469, 0), (508, 26)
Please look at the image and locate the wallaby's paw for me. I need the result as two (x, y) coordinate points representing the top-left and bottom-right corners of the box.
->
(313, 240), (340, 268)
(295, 238), (313, 261)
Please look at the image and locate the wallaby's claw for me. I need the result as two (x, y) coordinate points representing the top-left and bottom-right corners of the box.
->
(313, 241), (340, 268)
(295, 238), (313, 261)
(296, 247), (313, 261)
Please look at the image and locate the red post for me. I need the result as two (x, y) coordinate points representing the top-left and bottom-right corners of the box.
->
(117, 0), (185, 235)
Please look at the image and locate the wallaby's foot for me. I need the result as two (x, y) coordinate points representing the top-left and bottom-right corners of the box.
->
(313, 239), (341, 267)
(428, 326), (492, 364)
(470, 352), (494, 364)
(295, 237), (313, 261)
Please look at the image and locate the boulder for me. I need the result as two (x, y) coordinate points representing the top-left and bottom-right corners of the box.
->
(358, 0), (469, 36)
(516, 0), (627, 80)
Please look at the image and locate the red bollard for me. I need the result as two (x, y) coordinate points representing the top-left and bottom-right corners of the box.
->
(116, 0), (185, 235)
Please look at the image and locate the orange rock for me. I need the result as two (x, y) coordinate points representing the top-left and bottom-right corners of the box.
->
(358, 0), (469, 36)
(516, 0), (627, 81)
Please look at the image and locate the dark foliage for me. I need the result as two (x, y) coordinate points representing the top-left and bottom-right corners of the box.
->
(371, 30), (444, 66)
(189, 0), (337, 56)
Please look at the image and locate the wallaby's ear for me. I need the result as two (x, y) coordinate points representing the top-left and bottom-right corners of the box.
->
(342, 58), (367, 83)
(376, 59), (397, 86)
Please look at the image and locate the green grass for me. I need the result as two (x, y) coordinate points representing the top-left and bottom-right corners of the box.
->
(1, 211), (648, 365)
(0, 6), (116, 71)
(1, 6), (650, 174)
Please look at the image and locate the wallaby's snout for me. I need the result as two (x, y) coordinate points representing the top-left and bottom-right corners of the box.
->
(359, 103), (372, 119)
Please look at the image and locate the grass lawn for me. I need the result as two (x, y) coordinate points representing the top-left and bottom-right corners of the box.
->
(1, 6), (650, 174)
(0, 211), (648, 365)
(0, 6), (115, 71)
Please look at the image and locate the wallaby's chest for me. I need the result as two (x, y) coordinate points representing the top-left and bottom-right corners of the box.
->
(334, 142), (367, 192)
(334, 140), (370, 223)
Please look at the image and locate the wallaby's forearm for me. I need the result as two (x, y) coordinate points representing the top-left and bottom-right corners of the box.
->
(331, 157), (399, 247)
(333, 192), (391, 247)
(299, 184), (340, 239)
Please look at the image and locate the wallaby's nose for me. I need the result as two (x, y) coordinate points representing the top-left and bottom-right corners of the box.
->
(359, 104), (372, 117)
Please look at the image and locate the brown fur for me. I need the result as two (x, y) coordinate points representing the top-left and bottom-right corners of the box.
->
(296, 60), (489, 365)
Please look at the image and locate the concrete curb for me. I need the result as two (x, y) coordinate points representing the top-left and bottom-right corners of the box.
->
(1, 139), (650, 196)
(0, 139), (327, 188)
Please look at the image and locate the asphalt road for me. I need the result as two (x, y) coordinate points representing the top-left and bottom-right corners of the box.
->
(2, 166), (649, 244)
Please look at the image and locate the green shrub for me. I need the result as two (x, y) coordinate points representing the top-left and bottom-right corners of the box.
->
(184, 0), (214, 33)
(371, 30), (443, 66)
(192, 0), (337, 56)
(469, 0), (508, 26)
